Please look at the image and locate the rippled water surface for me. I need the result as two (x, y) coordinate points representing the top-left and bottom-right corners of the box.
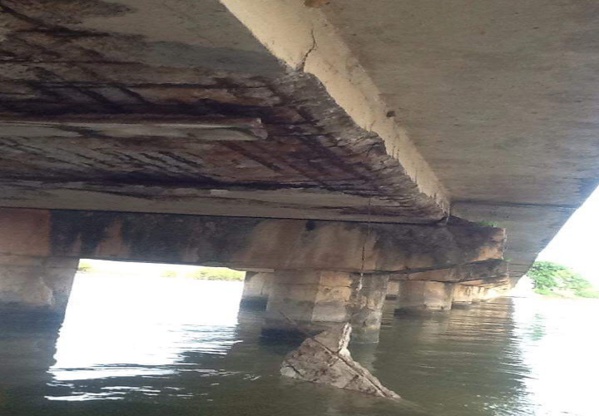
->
(1, 274), (599, 415)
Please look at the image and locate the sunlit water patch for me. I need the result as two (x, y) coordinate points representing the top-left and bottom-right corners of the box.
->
(1, 273), (599, 416)
(47, 275), (242, 400)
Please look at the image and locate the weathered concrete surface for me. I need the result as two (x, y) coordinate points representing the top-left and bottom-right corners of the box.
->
(0, 0), (593, 284)
(239, 271), (273, 310)
(263, 271), (355, 339)
(452, 284), (475, 308)
(0, 0), (448, 225)
(0, 208), (505, 274)
(0, 254), (78, 316)
(395, 281), (456, 315)
(280, 323), (401, 400)
(263, 271), (389, 343)
(322, 1), (599, 279)
(385, 281), (400, 300)
(391, 259), (508, 284)
(350, 274), (389, 344)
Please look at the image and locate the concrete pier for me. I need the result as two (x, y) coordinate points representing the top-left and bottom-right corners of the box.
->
(262, 270), (357, 340)
(239, 271), (273, 310)
(471, 286), (489, 303)
(0, 254), (78, 318)
(452, 284), (475, 308)
(385, 281), (400, 300)
(395, 281), (456, 315)
(351, 274), (389, 343)
(262, 271), (389, 343)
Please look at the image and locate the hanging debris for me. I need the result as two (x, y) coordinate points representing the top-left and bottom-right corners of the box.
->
(280, 323), (401, 400)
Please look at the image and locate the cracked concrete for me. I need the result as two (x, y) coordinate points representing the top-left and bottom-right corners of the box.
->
(1, 0), (597, 283)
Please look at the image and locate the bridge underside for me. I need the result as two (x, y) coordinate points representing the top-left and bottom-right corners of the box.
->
(1, 0), (598, 326)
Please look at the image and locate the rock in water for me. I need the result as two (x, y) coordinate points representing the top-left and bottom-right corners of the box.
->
(280, 323), (401, 400)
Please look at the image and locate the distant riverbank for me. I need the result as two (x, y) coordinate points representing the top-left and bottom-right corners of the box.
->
(77, 259), (245, 281)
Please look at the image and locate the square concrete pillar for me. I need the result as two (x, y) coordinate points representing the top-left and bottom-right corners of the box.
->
(395, 281), (455, 315)
(452, 284), (475, 308)
(239, 271), (274, 310)
(262, 270), (356, 340)
(385, 280), (400, 300)
(350, 274), (389, 343)
(471, 286), (488, 303)
(0, 254), (78, 319)
(262, 271), (389, 343)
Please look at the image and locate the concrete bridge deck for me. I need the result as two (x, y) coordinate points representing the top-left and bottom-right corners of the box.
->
(1, 1), (598, 339)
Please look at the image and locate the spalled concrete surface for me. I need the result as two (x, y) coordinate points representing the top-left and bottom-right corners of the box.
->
(1, 0), (597, 282)
(350, 274), (389, 343)
(0, 208), (505, 273)
(0, 0), (447, 225)
(263, 271), (356, 338)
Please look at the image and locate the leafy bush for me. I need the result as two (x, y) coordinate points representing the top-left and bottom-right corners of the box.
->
(528, 261), (598, 298)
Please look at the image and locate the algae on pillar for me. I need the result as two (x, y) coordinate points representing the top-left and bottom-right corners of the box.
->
(395, 281), (455, 315)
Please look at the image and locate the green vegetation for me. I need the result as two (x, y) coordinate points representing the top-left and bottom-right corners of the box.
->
(160, 267), (244, 281)
(77, 260), (94, 273)
(77, 259), (244, 281)
(528, 261), (599, 298)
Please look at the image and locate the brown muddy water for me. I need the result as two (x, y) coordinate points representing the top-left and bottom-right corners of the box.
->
(1, 274), (598, 415)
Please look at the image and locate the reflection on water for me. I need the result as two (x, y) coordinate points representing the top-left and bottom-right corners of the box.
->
(52, 275), (241, 383)
(1, 274), (598, 415)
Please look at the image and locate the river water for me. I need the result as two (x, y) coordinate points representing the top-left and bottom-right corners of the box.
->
(1, 274), (598, 416)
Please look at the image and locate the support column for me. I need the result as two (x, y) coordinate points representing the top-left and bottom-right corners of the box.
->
(350, 274), (389, 343)
(471, 286), (488, 303)
(395, 281), (455, 315)
(239, 271), (273, 310)
(0, 254), (78, 319)
(452, 284), (474, 308)
(385, 280), (400, 300)
(262, 270), (356, 340)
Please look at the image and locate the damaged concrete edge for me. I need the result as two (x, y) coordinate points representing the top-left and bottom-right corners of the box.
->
(220, 0), (450, 214)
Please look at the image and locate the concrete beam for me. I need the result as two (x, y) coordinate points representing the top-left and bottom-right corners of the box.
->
(221, 0), (449, 211)
(390, 259), (508, 284)
(0, 208), (505, 273)
(0, 0), (449, 224)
